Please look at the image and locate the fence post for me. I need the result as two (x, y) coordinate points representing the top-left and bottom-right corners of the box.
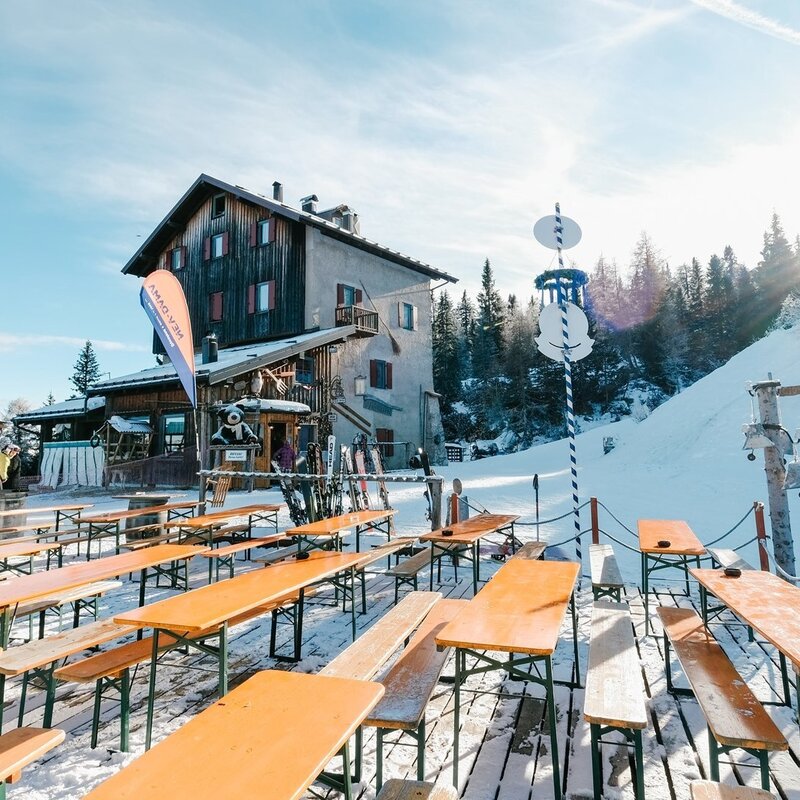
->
(754, 501), (770, 571)
(591, 497), (599, 545)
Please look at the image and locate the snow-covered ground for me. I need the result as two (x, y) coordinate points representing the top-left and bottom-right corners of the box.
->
(12, 324), (800, 798)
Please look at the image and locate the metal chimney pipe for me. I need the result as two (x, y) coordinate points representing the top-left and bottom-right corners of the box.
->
(272, 182), (283, 202)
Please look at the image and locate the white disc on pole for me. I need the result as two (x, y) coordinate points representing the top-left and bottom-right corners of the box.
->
(533, 215), (582, 250)
(536, 302), (594, 362)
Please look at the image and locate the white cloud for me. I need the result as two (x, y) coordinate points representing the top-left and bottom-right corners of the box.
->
(689, 0), (800, 45)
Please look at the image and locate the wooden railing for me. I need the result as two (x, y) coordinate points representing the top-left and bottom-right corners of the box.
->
(335, 305), (379, 335)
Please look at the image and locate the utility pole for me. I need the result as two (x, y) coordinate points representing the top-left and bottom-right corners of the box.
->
(751, 379), (796, 579)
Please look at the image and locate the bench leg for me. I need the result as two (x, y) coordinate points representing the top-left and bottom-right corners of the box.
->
(376, 728), (384, 791)
(417, 717), (426, 781)
(91, 680), (103, 749)
(590, 723), (602, 800)
(708, 729), (720, 782)
(120, 668), (131, 752)
(17, 672), (29, 727)
(353, 727), (362, 783)
(634, 730), (644, 800)
(145, 629), (160, 751)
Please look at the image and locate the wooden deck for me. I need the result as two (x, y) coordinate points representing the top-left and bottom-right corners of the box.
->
(9, 545), (800, 800)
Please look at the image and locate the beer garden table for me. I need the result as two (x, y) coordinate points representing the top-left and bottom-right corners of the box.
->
(0, 503), (92, 533)
(284, 509), (396, 553)
(435, 558), (580, 799)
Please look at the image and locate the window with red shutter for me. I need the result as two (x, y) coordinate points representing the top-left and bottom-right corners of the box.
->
(249, 223), (258, 248)
(221, 231), (229, 256)
(377, 428), (395, 457)
(369, 359), (392, 390)
(203, 237), (211, 261)
(247, 284), (256, 315)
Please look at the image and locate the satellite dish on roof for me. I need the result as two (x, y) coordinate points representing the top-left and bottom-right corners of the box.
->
(533, 215), (582, 251)
(536, 302), (594, 362)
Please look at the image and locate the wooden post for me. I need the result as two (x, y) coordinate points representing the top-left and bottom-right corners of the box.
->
(752, 380), (796, 580)
(754, 501), (770, 572)
(590, 497), (599, 545)
(428, 477), (442, 530)
(449, 493), (460, 525)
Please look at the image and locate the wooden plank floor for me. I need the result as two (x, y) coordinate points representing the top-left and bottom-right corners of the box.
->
(8, 543), (800, 799)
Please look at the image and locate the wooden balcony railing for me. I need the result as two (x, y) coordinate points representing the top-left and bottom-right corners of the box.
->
(335, 305), (379, 336)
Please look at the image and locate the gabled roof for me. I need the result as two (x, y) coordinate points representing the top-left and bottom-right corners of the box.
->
(14, 396), (106, 423)
(122, 174), (458, 284)
(87, 327), (354, 395)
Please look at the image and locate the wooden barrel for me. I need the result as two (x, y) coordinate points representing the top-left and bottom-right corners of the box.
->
(114, 493), (173, 541)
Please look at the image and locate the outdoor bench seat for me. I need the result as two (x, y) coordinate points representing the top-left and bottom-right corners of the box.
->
(376, 779), (458, 800)
(365, 598), (468, 790)
(706, 547), (755, 572)
(589, 542), (624, 601)
(0, 726), (65, 798)
(657, 605), (786, 790)
(584, 600), (648, 800)
(254, 545), (300, 566)
(386, 549), (433, 604)
(690, 780), (775, 800)
(201, 535), (285, 581)
(512, 541), (546, 560)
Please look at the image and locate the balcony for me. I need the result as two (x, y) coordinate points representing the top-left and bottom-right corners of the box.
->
(335, 305), (379, 336)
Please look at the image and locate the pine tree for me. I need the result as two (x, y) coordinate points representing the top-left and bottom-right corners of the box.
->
(44, 393), (56, 406)
(473, 259), (505, 379)
(503, 300), (537, 443)
(431, 291), (461, 408)
(455, 290), (476, 380)
(755, 213), (799, 329)
(70, 340), (102, 396)
(704, 253), (731, 366)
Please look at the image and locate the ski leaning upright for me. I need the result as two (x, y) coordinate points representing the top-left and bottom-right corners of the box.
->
(370, 444), (391, 510)
(271, 459), (307, 526)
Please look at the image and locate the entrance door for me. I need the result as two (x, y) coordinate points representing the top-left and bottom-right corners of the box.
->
(270, 422), (288, 466)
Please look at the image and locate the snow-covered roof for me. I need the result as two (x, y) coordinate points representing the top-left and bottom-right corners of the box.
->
(231, 398), (311, 414)
(107, 415), (153, 434)
(13, 396), (106, 423)
(89, 328), (354, 394)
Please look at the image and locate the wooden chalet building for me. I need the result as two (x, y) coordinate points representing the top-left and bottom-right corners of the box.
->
(18, 175), (456, 487)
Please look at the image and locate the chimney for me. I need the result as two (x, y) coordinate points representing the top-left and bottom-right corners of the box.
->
(201, 332), (218, 364)
(300, 194), (318, 214)
(272, 181), (283, 202)
(341, 209), (354, 232)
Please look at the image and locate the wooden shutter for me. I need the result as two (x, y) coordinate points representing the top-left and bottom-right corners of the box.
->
(412, 305), (418, 330)
(369, 359), (378, 388)
(210, 292), (223, 321)
(163, 252), (170, 269)
(266, 279), (276, 310)
(268, 217), (277, 243)
(397, 302), (403, 326)
(221, 231), (230, 256)
(355, 289), (363, 305)
(386, 362), (393, 389)
(249, 223), (258, 247)
(203, 236), (211, 261)
(377, 428), (395, 457)
(247, 284), (256, 314)
(337, 284), (345, 306)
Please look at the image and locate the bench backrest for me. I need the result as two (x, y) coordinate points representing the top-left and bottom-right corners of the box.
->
(321, 591), (441, 681)
(208, 472), (233, 509)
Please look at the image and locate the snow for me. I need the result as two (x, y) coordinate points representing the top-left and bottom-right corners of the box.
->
(12, 325), (800, 798)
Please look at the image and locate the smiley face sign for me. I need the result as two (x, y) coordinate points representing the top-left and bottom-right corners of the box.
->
(535, 301), (594, 362)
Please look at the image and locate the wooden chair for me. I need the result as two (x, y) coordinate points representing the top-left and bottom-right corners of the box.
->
(205, 471), (233, 510)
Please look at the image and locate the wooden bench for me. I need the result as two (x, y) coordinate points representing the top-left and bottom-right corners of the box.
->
(201, 534), (286, 581)
(365, 598), (467, 789)
(690, 780), (775, 800)
(0, 726), (65, 798)
(14, 580), (122, 641)
(376, 779), (458, 800)
(706, 548), (755, 571)
(589, 543), (625, 601)
(512, 540), (546, 560)
(0, 616), (139, 730)
(657, 606), (787, 789)
(53, 589), (316, 750)
(255, 545), (300, 566)
(584, 600), (648, 800)
(387, 549), (432, 604)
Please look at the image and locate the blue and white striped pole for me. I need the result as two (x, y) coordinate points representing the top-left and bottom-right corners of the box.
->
(554, 202), (582, 567)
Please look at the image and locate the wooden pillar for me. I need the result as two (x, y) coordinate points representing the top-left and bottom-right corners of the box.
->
(590, 497), (599, 545)
(754, 501), (770, 572)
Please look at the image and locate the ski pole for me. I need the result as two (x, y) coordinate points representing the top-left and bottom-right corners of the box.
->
(533, 474), (540, 542)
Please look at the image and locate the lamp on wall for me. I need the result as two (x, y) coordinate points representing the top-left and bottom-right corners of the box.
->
(354, 375), (366, 396)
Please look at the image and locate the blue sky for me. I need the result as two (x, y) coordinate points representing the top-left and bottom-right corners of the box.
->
(2, 0), (800, 410)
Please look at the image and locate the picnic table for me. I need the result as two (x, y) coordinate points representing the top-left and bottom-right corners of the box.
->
(435, 558), (580, 798)
(639, 519), (705, 634)
(284, 509), (396, 553)
(691, 566), (800, 709)
(77, 501), (204, 559)
(0, 540), (62, 575)
(0, 503), (92, 533)
(113, 549), (368, 748)
(0, 544), (206, 647)
(82, 669), (384, 800)
(420, 514), (519, 594)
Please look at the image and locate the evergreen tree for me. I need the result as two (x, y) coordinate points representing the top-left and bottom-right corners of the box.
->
(704, 253), (731, 366)
(455, 290), (476, 380)
(70, 340), (102, 396)
(503, 300), (537, 443)
(44, 393), (56, 406)
(755, 213), (799, 331)
(431, 291), (461, 408)
(472, 259), (505, 379)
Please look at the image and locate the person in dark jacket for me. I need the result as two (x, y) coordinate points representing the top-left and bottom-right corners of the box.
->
(274, 439), (296, 472)
(1, 444), (21, 490)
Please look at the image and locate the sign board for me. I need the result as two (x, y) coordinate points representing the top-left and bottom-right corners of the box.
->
(533, 214), (582, 251)
(225, 449), (248, 462)
(535, 302), (594, 362)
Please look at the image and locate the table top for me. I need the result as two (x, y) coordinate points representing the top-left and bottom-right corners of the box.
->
(420, 514), (519, 545)
(436, 558), (580, 655)
(638, 519), (705, 555)
(165, 504), (283, 530)
(114, 550), (366, 632)
(285, 509), (396, 537)
(0, 544), (206, 611)
(112, 494), (186, 501)
(0, 504), (92, 520)
(0, 540), (61, 559)
(690, 567), (800, 667)
(80, 501), (204, 525)
(82, 669), (384, 800)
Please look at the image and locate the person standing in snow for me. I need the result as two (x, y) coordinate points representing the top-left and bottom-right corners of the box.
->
(274, 438), (296, 472)
(0, 443), (21, 490)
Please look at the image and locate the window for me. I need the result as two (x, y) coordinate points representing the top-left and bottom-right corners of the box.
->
(258, 219), (271, 245)
(209, 291), (224, 322)
(170, 247), (186, 271)
(370, 359), (393, 390)
(399, 302), (417, 330)
(247, 280), (275, 314)
(204, 232), (229, 261)
(212, 193), (226, 218)
(376, 428), (395, 457)
(336, 283), (362, 307)
(161, 413), (186, 453)
(249, 218), (275, 247)
(296, 357), (314, 385)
